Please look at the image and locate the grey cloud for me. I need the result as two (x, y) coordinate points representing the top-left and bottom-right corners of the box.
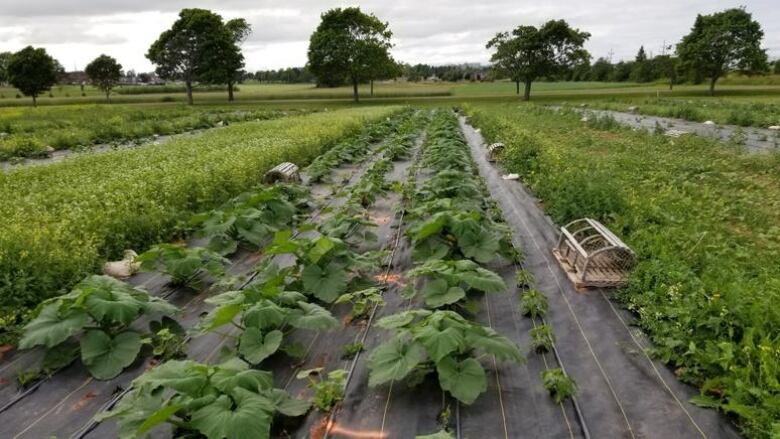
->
(0, 0), (777, 70)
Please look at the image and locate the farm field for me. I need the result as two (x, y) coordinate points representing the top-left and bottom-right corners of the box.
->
(0, 104), (307, 160)
(0, 105), (749, 439)
(580, 97), (780, 129)
(464, 102), (780, 438)
(0, 106), (399, 340)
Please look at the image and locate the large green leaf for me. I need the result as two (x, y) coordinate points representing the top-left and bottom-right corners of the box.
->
(458, 229), (501, 264)
(436, 357), (486, 405)
(289, 302), (338, 330)
(243, 301), (287, 329)
(301, 263), (348, 302)
(368, 336), (426, 387)
(239, 329), (283, 365)
(307, 236), (336, 264)
(211, 358), (273, 393)
(377, 310), (431, 329)
(81, 330), (143, 380)
(200, 303), (242, 331)
(414, 326), (465, 363)
(465, 327), (524, 362)
(85, 288), (143, 326)
(134, 403), (183, 437)
(133, 360), (209, 395)
(422, 279), (465, 308)
(267, 388), (311, 417)
(190, 392), (274, 439)
(18, 303), (89, 349)
(461, 267), (506, 293)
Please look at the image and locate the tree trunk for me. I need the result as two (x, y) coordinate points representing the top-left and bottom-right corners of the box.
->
(708, 77), (717, 96)
(228, 81), (234, 102)
(669, 80), (673, 91)
(106, 89), (110, 103)
(515, 80), (520, 95)
(370, 80), (374, 97)
(352, 79), (359, 103)
(185, 80), (193, 105)
(523, 80), (532, 101)
(32, 94), (37, 107)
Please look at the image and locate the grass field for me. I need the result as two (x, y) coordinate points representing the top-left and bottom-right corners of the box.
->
(465, 102), (780, 438)
(3, 77), (780, 107)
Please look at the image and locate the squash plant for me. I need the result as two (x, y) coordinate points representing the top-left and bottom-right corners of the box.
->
(265, 230), (384, 303)
(319, 202), (378, 246)
(98, 358), (310, 439)
(197, 263), (338, 365)
(406, 259), (506, 308)
(296, 367), (347, 411)
(367, 309), (523, 404)
(407, 210), (515, 264)
(135, 243), (230, 288)
(189, 184), (307, 255)
(18, 275), (178, 380)
(336, 287), (384, 321)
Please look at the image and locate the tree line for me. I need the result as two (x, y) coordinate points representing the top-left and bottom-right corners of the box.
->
(0, 6), (776, 105)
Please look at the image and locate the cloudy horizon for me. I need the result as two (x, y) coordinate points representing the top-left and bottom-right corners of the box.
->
(0, 1), (777, 73)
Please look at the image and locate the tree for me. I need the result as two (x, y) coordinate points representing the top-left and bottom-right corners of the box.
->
(486, 20), (590, 101)
(590, 57), (613, 82)
(631, 46), (656, 83)
(7, 46), (58, 106)
(221, 19), (251, 101)
(774, 60), (780, 75)
(654, 55), (679, 90)
(677, 7), (768, 96)
(611, 61), (634, 82)
(0, 52), (12, 85)
(308, 7), (394, 102)
(366, 51), (400, 96)
(147, 8), (233, 105)
(85, 55), (123, 102)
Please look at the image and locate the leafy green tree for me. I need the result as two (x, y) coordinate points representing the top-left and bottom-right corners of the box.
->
(677, 7), (768, 95)
(486, 20), (590, 100)
(0, 52), (12, 85)
(147, 8), (233, 104)
(7, 46), (58, 106)
(654, 55), (679, 90)
(85, 54), (123, 102)
(307, 7), (394, 102)
(774, 60), (780, 75)
(201, 18), (252, 101)
(224, 19), (251, 101)
(610, 61), (634, 82)
(590, 57), (614, 82)
(631, 46), (656, 83)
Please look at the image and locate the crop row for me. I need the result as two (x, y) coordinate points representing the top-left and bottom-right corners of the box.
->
(0, 104), (308, 161)
(465, 102), (780, 438)
(9, 108), (430, 438)
(584, 97), (780, 129)
(0, 107), (400, 341)
(99, 107), (430, 437)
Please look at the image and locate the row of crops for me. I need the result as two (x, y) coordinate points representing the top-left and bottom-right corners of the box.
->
(2, 107), (584, 438)
(0, 104), (305, 161)
(465, 102), (780, 438)
(0, 108), (425, 437)
(0, 107), (400, 343)
(584, 97), (780, 129)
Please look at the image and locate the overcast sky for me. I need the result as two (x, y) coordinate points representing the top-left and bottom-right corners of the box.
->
(0, 1), (777, 72)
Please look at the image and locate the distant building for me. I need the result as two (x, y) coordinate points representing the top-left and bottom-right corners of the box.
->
(61, 71), (89, 85)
